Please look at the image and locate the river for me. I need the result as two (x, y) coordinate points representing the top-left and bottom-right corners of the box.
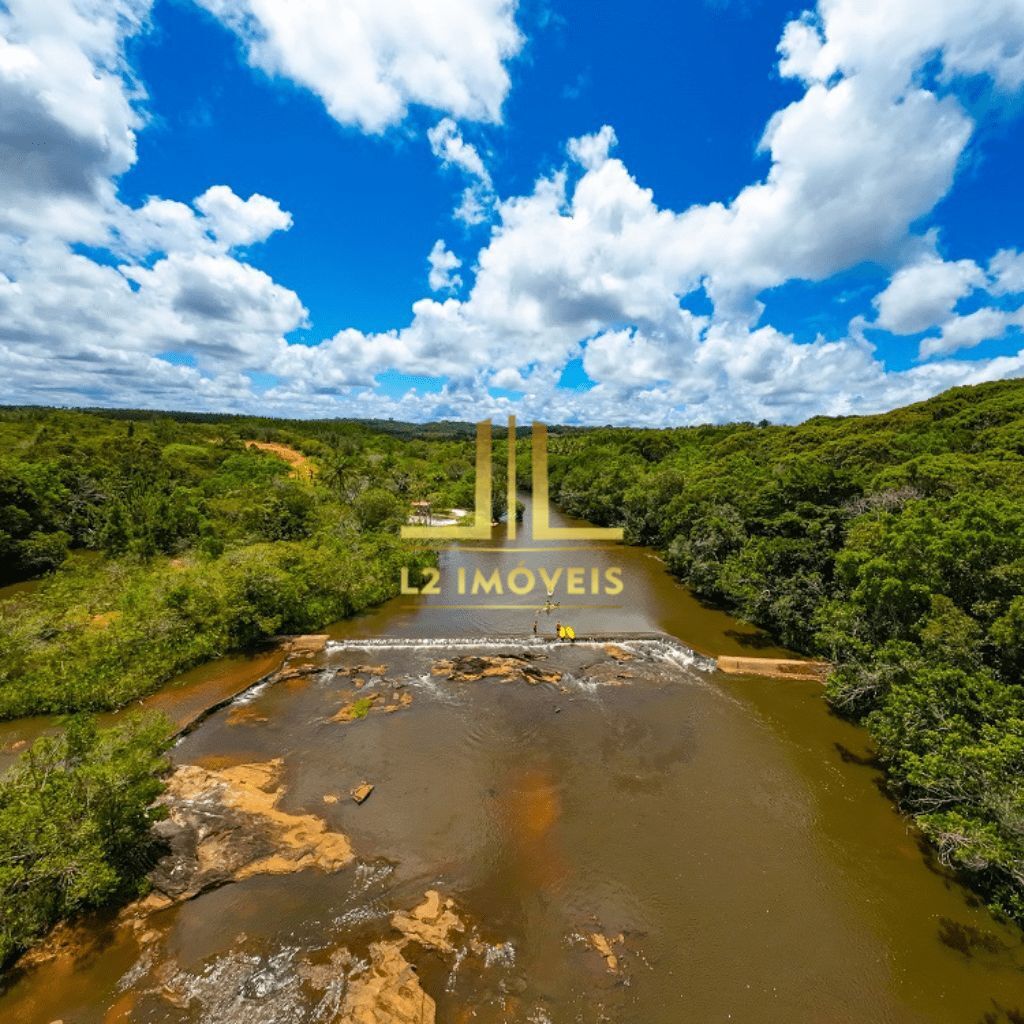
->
(0, 496), (1022, 1022)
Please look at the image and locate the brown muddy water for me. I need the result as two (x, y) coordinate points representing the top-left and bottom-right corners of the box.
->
(1, 496), (1023, 1022)
(327, 495), (793, 657)
(0, 648), (286, 775)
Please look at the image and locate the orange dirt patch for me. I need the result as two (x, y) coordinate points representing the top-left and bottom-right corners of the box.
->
(89, 610), (122, 629)
(246, 441), (316, 479)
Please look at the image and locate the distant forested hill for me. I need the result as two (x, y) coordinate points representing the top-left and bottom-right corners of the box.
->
(541, 379), (1024, 924)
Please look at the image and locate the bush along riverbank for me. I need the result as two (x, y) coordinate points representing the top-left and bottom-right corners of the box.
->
(0, 409), (461, 719)
(0, 535), (427, 718)
(0, 713), (173, 967)
(539, 379), (1024, 925)
(0, 409), (457, 963)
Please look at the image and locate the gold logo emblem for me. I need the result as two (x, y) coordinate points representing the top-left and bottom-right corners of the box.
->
(400, 417), (623, 543)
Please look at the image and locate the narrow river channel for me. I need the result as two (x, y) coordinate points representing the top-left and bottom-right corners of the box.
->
(1, 496), (1022, 1022)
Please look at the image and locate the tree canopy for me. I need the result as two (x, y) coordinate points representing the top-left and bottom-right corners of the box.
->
(540, 379), (1024, 924)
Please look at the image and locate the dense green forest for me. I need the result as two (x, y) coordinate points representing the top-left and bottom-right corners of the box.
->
(0, 406), (486, 964)
(541, 379), (1024, 924)
(2, 380), (1023, 956)
(0, 408), (489, 717)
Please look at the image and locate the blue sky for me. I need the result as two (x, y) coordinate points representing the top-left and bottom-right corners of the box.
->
(121, 0), (802, 336)
(2, 0), (1024, 424)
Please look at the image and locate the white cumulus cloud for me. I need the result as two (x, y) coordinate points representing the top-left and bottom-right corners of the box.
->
(193, 0), (524, 133)
(0, 1), (307, 408)
(427, 117), (492, 186)
(428, 117), (495, 224)
(427, 239), (462, 292)
(874, 256), (985, 335)
(4, 0), (1024, 425)
(193, 186), (293, 247)
(989, 249), (1024, 296)
(567, 124), (617, 171)
(919, 305), (1024, 359)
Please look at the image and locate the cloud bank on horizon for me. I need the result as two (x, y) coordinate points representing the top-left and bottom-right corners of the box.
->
(1, 0), (1024, 425)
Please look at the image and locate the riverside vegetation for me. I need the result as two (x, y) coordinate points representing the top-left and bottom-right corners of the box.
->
(0, 713), (171, 965)
(1, 380), (1024, 962)
(540, 378), (1024, 925)
(0, 408), (472, 963)
(0, 408), (479, 717)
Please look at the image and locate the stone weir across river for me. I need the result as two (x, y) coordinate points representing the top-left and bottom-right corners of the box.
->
(2, 637), (1023, 1024)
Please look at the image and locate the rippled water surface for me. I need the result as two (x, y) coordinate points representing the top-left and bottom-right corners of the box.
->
(2, 497), (1023, 1022)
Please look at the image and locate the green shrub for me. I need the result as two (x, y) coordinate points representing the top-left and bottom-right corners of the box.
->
(0, 713), (172, 966)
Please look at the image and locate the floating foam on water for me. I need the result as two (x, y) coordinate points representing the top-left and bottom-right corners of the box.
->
(407, 671), (465, 704)
(635, 638), (716, 674)
(353, 860), (394, 890)
(333, 903), (389, 930)
(482, 940), (516, 969)
(559, 671), (602, 696)
(161, 946), (307, 1024)
(327, 636), (557, 652)
(327, 635), (654, 651)
(446, 944), (467, 992)
(116, 944), (157, 992)
(231, 679), (271, 705)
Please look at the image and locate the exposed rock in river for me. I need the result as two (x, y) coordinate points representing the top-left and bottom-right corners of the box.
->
(332, 693), (383, 722)
(286, 634), (330, 655)
(587, 931), (625, 973)
(391, 890), (465, 953)
(323, 890), (470, 1023)
(351, 781), (374, 804)
(383, 691), (414, 712)
(225, 705), (269, 726)
(431, 653), (562, 685)
(337, 663), (389, 678)
(149, 758), (353, 901)
(274, 664), (322, 684)
(328, 942), (436, 1024)
(332, 689), (413, 722)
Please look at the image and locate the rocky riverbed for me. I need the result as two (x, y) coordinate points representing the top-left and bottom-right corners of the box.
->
(4, 638), (1024, 1024)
